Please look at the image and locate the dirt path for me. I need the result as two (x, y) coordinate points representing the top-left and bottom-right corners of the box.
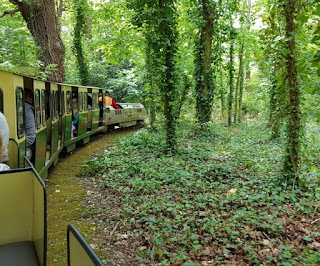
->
(45, 129), (138, 265)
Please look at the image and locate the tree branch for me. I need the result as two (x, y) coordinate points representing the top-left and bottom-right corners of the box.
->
(0, 9), (20, 19)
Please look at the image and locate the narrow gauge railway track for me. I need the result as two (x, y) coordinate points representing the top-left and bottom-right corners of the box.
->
(46, 127), (140, 265)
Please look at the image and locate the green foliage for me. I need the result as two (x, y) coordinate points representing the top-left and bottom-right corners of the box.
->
(62, 0), (145, 101)
(82, 122), (320, 264)
(0, 2), (42, 76)
(128, 0), (180, 151)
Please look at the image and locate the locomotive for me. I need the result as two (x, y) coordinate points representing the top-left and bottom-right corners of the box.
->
(0, 70), (147, 265)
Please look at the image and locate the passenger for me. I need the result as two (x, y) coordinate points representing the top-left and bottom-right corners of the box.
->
(0, 111), (9, 163)
(105, 91), (120, 109)
(98, 94), (103, 117)
(25, 88), (36, 159)
(87, 94), (92, 110)
(0, 131), (10, 171)
(71, 98), (79, 139)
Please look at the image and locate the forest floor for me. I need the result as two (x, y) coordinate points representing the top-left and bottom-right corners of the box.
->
(80, 121), (320, 265)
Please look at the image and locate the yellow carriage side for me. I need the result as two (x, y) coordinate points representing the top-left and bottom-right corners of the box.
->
(0, 70), (26, 169)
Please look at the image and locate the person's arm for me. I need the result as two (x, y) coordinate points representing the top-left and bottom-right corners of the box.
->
(111, 99), (120, 109)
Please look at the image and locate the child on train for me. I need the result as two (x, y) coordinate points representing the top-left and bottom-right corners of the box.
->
(71, 98), (79, 139)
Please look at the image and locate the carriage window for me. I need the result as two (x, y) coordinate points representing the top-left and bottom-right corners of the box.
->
(62, 91), (65, 115)
(95, 93), (99, 110)
(16, 87), (25, 138)
(84, 92), (88, 111)
(67, 91), (71, 114)
(54, 91), (59, 119)
(0, 89), (3, 113)
(92, 93), (96, 110)
(50, 91), (54, 120)
(41, 90), (46, 125)
(35, 90), (41, 129)
(87, 93), (92, 110)
(79, 92), (83, 112)
(92, 93), (95, 110)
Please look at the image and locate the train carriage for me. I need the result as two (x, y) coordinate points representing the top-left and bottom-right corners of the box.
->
(0, 159), (104, 265)
(0, 69), (148, 265)
(0, 69), (147, 178)
(0, 70), (26, 169)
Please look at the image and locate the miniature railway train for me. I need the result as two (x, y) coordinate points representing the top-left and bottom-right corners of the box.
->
(0, 70), (147, 265)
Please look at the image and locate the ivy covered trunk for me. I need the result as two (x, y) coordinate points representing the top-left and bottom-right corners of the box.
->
(10, 0), (65, 82)
(195, 0), (215, 124)
(159, 0), (178, 152)
(283, 0), (301, 183)
(269, 67), (278, 138)
(73, 0), (89, 85)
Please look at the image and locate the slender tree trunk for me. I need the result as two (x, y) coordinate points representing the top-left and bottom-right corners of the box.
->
(283, 0), (301, 183)
(234, 43), (244, 123)
(269, 66), (282, 139)
(175, 75), (192, 120)
(238, 54), (244, 123)
(73, 0), (89, 85)
(56, 0), (63, 34)
(243, 0), (251, 104)
(228, 33), (235, 126)
(234, 70), (239, 123)
(219, 65), (225, 119)
(145, 30), (157, 129)
(195, 0), (215, 124)
(10, 0), (65, 82)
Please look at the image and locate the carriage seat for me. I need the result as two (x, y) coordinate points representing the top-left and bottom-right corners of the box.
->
(0, 241), (38, 266)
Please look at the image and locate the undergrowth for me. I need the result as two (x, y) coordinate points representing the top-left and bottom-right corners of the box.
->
(82, 121), (320, 265)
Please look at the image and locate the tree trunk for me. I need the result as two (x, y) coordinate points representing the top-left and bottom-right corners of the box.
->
(145, 30), (157, 129)
(283, 0), (301, 183)
(269, 65), (282, 139)
(195, 0), (215, 124)
(10, 0), (65, 82)
(219, 65), (226, 119)
(237, 42), (245, 123)
(175, 75), (192, 120)
(234, 68), (239, 123)
(73, 0), (89, 85)
(234, 43), (244, 123)
(228, 33), (235, 127)
(159, 0), (178, 152)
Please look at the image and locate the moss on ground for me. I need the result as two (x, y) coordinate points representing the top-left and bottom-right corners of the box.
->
(45, 130), (136, 265)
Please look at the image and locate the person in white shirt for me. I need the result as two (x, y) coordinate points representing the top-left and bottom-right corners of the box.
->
(24, 88), (36, 148)
(0, 130), (10, 171)
(24, 88), (36, 160)
(0, 111), (9, 163)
